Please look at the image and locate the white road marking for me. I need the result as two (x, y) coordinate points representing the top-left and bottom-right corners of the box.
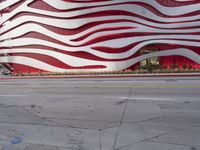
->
(0, 95), (28, 97)
(119, 97), (175, 101)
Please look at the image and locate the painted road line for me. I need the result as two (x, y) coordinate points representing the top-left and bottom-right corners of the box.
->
(0, 95), (28, 97)
(119, 97), (175, 101)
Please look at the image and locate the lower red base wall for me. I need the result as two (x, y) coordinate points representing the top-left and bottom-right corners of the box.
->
(160, 56), (200, 69)
(13, 64), (45, 74)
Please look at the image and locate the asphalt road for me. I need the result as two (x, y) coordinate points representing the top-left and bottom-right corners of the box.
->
(0, 76), (200, 150)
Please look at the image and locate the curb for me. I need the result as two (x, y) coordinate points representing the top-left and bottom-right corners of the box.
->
(1, 73), (200, 80)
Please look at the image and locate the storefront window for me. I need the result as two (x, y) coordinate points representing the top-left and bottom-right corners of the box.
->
(140, 49), (160, 67)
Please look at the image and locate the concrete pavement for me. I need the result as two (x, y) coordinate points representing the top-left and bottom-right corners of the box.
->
(0, 76), (200, 150)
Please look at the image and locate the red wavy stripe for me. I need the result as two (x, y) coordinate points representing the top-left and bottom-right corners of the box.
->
(1, 0), (200, 73)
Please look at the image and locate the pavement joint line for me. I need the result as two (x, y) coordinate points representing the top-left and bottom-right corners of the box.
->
(121, 116), (164, 125)
(116, 128), (184, 150)
(116, 143), (138, 150)
(158, 104), (167, 118)
(0, 121), (57, 128)
(99, 129), (102, 150)
(112, 88), (133, 150)
(148, 128), (188, 142)
(148, 140), (200, 148)
(0, 110), (20, 124)
(7, 100), (60, 126)
(47, 117), (119, 123)
(117, 140), (200, 150)
(0, 121), (94, 131)
(0, 117), (118, 131)
(95, 108), (171, 131)
(99, 124), (121, 131)
(99, 116), (173, 131)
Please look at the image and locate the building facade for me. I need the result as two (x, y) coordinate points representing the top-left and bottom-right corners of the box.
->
(0, 0), (200, 74)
